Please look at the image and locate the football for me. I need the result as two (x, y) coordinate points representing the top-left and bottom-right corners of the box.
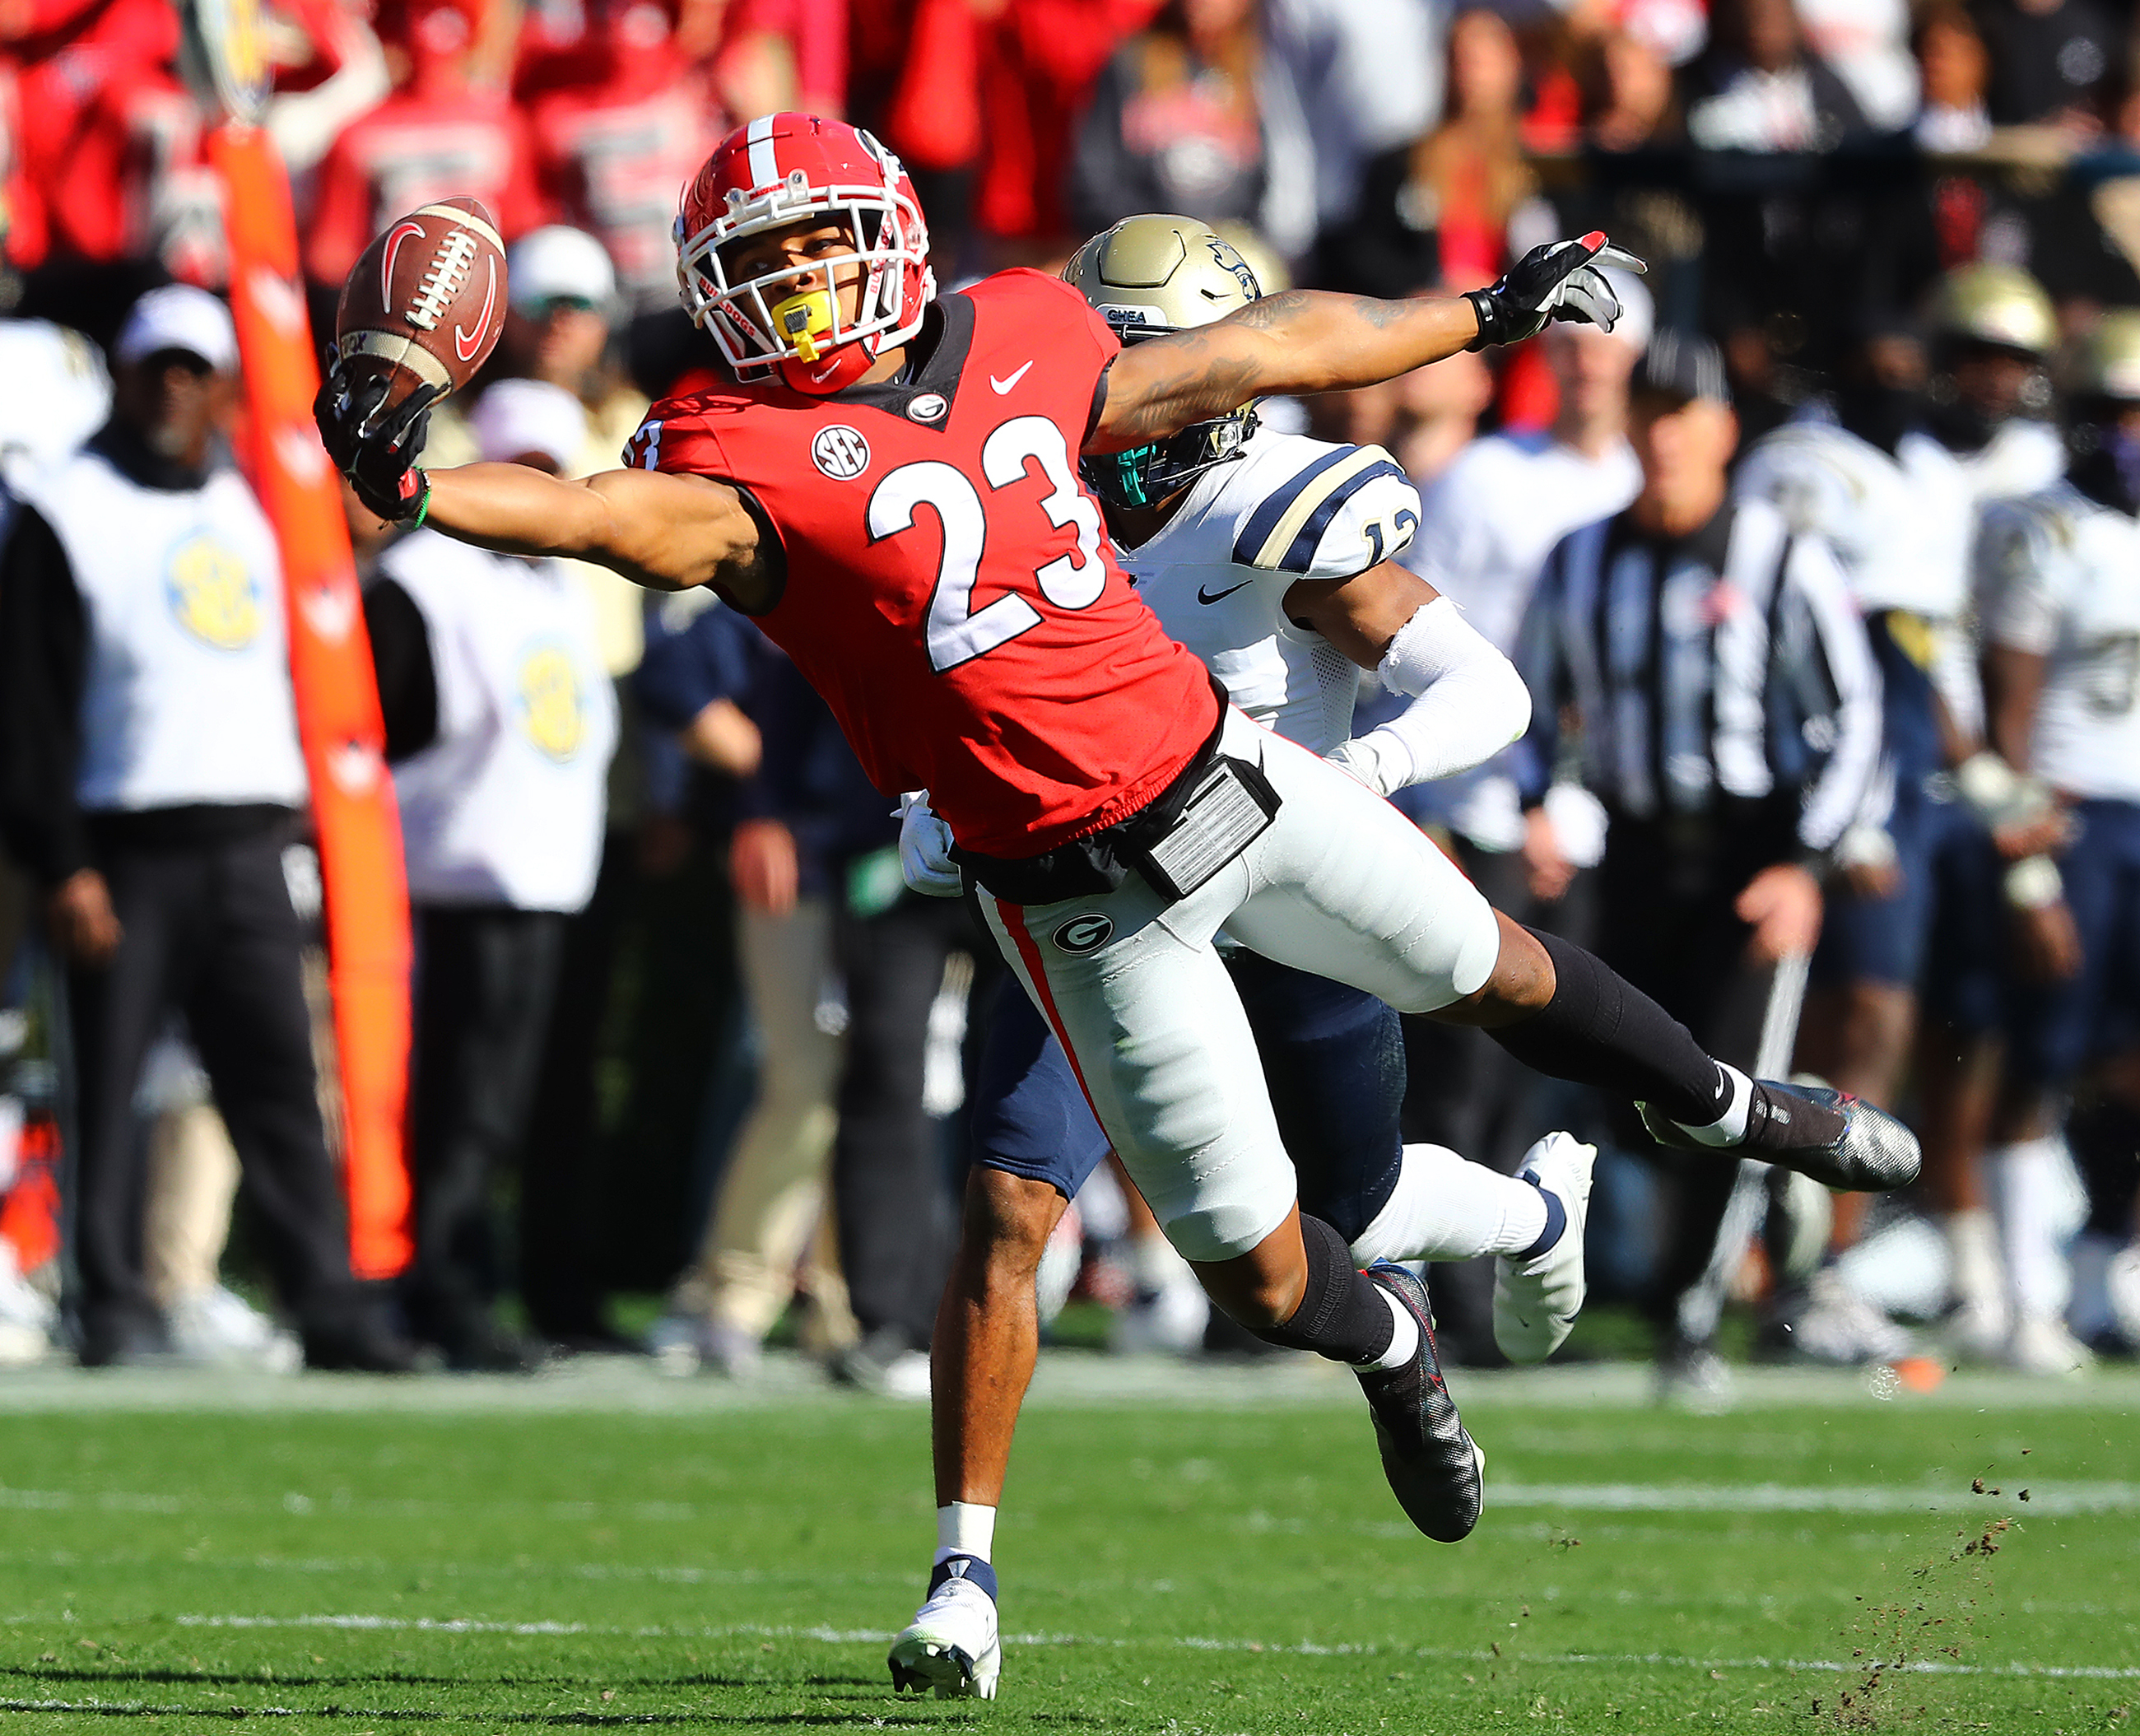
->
(334, 195), (508, 412)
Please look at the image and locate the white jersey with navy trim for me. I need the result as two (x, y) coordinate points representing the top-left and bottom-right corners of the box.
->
(1736, 419), (1974, 620)
(1936, 419), (2068, 743)
(1956, 417), (2066, 508)
(1117, 426), (1422, 756)
(1977, 482), (2140, 802)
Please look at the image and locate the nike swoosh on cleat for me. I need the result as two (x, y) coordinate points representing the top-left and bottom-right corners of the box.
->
(989, 361), (1035, 394)
(1198, 579), (1254, 604)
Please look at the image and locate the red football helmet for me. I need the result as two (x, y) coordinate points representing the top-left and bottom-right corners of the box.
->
(675, 112), (933, 395)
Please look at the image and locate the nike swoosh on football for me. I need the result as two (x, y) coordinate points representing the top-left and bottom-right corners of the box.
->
(1198, 579), (1254, 604)
(989, 361), (1035, 394)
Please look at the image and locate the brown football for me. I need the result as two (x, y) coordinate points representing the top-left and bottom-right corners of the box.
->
(335, 196), (508, 412)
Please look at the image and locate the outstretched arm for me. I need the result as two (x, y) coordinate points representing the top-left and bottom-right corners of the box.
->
(422, 463), (765, 598)
(316, 365), (773, 605)
(1096, 292), (1478, 449)
(1092, 235), (1641, 451)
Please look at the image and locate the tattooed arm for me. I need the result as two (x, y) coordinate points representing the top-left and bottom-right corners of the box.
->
(1090, 233), (1641, 452)
(1093, 291), (1482, 449)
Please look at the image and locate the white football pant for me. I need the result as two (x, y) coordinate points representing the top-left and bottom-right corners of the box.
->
(977, 707), (1500, 1263)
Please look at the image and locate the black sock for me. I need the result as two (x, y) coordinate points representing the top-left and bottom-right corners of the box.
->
(2067, 1097), (2140, 1237)
(1490, 928), (1728, 1128)
(1248, 1214), (1396, 1365)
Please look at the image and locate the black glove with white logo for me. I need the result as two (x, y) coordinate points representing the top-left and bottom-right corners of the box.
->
(1465, 233), (1647, 351)
(313, 356), (441, 522)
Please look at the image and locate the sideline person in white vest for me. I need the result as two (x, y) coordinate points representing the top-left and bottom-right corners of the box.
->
(363, 379), (620, 1371)
(0, 286), (414, 1371)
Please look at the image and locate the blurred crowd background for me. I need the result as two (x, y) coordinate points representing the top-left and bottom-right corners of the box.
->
(1, 0), (2138, 1391)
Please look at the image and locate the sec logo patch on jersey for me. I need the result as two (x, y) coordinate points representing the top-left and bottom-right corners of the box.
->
(812, 425), (872, 479)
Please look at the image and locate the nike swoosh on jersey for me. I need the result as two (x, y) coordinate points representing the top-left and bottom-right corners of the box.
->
(989, 361), (1035, 394)
(1197, 578), (1255, 605)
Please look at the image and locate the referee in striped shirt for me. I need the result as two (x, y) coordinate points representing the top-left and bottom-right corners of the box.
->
(1515, 333), (1883, 1394)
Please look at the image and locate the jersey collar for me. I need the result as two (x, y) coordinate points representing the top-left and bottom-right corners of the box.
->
(830, 294), (975, 431)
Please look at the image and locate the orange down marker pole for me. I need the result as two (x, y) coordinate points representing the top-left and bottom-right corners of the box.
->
(209, 121), (415, 1280)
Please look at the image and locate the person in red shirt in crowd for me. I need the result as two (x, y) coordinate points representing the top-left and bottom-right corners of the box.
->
(46, 55), (223, 282)
(4, 0), (207, 276)
(863, 0), (1161, 258)
(305, 0), (540, 289)
(524, 0), (721, 312)
(1, 53), (46, 269)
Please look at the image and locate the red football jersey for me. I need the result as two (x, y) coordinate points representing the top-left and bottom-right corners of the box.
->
(626, 268), (1218, 859)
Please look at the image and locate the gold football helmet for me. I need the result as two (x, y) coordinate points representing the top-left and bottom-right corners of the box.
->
(1930, 263), (2057, 358)
(1064, 214), (1263, 510)
(2068, 308), (2140, 402)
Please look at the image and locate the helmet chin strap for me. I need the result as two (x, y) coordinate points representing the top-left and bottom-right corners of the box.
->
(777, 337), (878, 395)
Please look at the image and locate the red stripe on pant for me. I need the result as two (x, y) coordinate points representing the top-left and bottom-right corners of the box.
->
(994, 899), (1103, 1124)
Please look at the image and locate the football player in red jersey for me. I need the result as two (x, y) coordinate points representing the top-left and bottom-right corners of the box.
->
(317, 112), (1922, 1695)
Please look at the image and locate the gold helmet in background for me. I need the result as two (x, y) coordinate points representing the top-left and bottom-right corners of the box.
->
(1064, 213), (1265, 510)
(1929, 263), (2058, 358)
(2068, 308), (2140, 402)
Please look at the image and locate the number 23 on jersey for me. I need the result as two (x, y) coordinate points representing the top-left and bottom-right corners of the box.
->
(868, 414), (1105, 672)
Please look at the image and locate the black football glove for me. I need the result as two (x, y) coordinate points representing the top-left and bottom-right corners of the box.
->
(1465, 233), (1647, 351)
(314, 355), (442, 522)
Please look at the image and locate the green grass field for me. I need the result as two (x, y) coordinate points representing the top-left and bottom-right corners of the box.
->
(0, 1357), (2133, 1733)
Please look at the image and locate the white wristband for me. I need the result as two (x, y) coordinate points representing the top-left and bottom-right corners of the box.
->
(1835, 823), (1898, 873)
(2003, 854), (2063, 910)
(1956, 751), (2052, 830)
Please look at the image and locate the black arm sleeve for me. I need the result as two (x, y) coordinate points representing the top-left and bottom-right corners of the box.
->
(361, 578), (440, 762)
(0, 504), (91, 887)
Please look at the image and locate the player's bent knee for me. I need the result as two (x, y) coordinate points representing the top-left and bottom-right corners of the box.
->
(1379, 876), (1502, 1016)
(961, 1168), (1066, 1286)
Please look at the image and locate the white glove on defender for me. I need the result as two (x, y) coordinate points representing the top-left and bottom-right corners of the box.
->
(897, 791), (964, 897)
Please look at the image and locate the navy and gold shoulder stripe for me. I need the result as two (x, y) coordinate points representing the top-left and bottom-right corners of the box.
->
(1231, 446), (1410, 575)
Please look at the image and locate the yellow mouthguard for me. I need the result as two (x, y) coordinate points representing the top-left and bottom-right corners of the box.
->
(770, 288), (835, 364)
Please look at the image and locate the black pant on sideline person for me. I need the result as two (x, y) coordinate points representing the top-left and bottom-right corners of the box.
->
(831, 891), (988, 1380)
(406, 905), (565, 1369)
(68, 820), (398, 1367)
(1594, 803), (1796, 1347)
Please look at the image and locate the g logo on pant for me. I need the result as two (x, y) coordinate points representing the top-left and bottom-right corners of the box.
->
(1052, 913), (1114, 954)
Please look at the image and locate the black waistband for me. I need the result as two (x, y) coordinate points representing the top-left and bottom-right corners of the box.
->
(85, 803), (299, 857)
(956, 678), (1230, 905)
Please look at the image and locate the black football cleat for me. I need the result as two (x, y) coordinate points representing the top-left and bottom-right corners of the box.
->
(1355, 1262), (1483, 1543)
(1640, 1080), (1920, 1193)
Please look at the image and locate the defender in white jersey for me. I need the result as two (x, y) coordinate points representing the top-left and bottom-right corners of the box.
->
(1970, 310), (2140, 1375)
(888, 218), (1920, 1702)
(1914, 264), (2074, 1363)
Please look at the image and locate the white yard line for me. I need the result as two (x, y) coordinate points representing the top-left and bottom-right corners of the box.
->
(6, 1478), (2132, 1520)
(31, 1613), (2103, 1682)
(0, 1357), (2135, 1413)
(1489, 1480), (2140, 1515)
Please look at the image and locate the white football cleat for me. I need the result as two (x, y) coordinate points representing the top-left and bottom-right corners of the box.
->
(1780, 1268), (1914, 1366)
(167, 1286), (302, 1373)
(0, 1241), (56, 1368)
(2108, 1244), (2140, 1347)
(889, 1557), (1000, 1700)
(2006, 1310), (2093, 1378)
(1493, 1133), (1595, 1364)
